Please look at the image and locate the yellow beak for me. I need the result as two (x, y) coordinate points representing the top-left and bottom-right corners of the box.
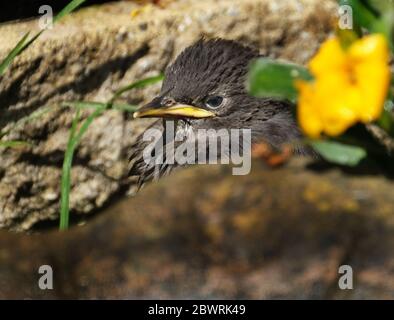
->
(133, 104), (216, 119)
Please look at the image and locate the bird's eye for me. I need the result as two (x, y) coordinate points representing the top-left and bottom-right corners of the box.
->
(205, 96), (223, 109)
(162, 97), (176, 107)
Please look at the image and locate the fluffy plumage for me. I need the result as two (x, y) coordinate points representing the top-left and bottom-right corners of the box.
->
(129, 39), (307, 186)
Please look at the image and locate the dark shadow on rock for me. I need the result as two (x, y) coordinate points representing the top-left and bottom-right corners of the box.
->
(0, 44), (149, 129)
(0, 57), (43, 113)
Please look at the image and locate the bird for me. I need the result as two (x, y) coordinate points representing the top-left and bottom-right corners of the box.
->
(129, 38), (309, 186)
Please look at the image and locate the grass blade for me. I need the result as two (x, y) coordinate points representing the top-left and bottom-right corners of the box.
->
(59, 74), (163, 230)
(111, 104), (139, 112)
(73, 107), (106, 144)
(54, 0), (86, 23)
(110, 74), (164, 103)
(0, 0), (86, 77)
(65, 101), (138, 112)
(0, 105), (54, 138)
(59, 108), (81, 230)
(59, 106), (105, 230)
(0, 33), (31, 76)
(0, 140), (30, 148)
(65, 101), (108, 110)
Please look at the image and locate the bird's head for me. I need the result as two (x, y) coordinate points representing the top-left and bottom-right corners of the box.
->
(134, 38), (259, 122)
(133, 38), (302, 149)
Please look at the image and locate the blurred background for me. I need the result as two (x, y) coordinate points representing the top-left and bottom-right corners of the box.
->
(1, 0), (394, 299)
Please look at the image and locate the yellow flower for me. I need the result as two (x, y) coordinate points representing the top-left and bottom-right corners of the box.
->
(296, 34), (391, 138)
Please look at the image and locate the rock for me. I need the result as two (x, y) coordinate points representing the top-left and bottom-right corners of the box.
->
(0, 159), (394, 299)
(0, 0), (336, 230)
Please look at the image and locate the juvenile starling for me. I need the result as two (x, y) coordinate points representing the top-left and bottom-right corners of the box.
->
(129, 38), (307, 185)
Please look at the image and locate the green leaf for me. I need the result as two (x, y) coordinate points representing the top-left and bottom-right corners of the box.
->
(248, 58), (313, 102)
(309, 140), (367, 166)
(378, 107), (394, 130)
(339, 0), (378, 30)
(337, 29), (361, 48)
(365, 0), (394, 15)
(339, 0), (394, 50)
